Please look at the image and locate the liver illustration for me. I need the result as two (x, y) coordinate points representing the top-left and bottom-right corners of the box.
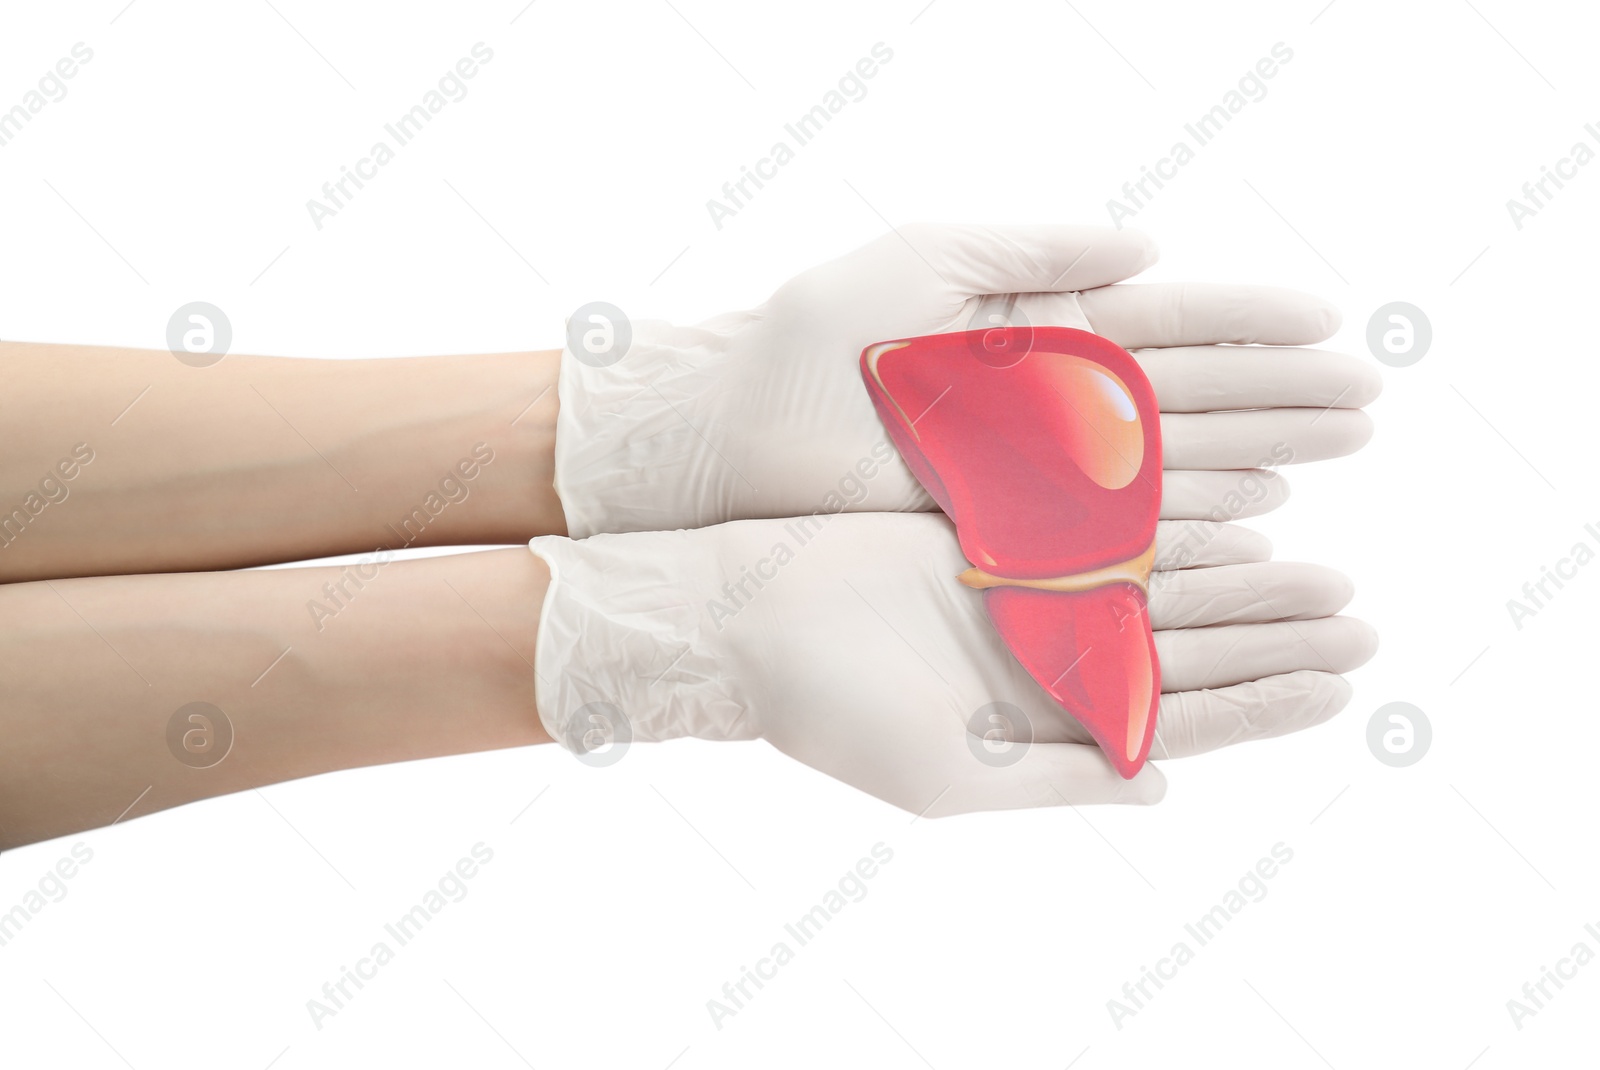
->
(862, 326), (1162, 777)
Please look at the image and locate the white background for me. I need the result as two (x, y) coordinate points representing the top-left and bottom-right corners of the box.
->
(1, 0), (1595, 1066)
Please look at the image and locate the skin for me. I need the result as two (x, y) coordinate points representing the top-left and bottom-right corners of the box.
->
(0, 547), (552, 850)
(0, 341), (562, 848)
(0, 342), (566, 583)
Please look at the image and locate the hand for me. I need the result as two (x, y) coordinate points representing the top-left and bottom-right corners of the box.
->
(528, 512), (1376, 816)
(553, 223), (1380, 536)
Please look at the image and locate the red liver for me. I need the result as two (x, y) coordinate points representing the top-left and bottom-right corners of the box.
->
(861, 326), (1161, 778)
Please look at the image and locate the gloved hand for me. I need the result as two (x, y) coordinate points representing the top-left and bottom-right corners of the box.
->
(554, 223), (1380, 537)
(528, 512), (1376, 816)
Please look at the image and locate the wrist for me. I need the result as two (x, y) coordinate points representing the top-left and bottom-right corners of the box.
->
(552, 317), (748, 538)
(527, 526), (760, 754)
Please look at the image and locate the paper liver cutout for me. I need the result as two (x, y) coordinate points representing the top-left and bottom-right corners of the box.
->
(861, 326), (1161, 778)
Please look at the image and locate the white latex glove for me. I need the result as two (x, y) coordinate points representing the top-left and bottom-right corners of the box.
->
(528, 513), (1376, 816)
(554, 223), (1381, 537)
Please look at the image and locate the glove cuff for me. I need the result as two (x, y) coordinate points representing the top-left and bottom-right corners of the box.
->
(552, 315), (746, 538)
(527, 531), (760, 757)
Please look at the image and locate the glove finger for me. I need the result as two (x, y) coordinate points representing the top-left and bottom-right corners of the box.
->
(1152, 670), (1352, 759)
(1160, 469), (1290, 520)
(896, 222), (1159, 297)
(1135, 346), (1382, 412)
(1078, 282), (1340, 349)
(1156, 617), (1378, 692)
(1149, 561), (1353, 629)
(996, 290), (1093, 330)
(1161, 408), (1374, 469)
(923, 741), (1168, 816)
(1153, 520), (1272, 570)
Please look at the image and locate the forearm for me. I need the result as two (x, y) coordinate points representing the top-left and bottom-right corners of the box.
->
(0, 546), (551, 849)
(0, 342), (566, 582)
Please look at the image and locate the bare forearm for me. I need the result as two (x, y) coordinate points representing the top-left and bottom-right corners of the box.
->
(0, 342), (566, 582)
(0, 546), (551, 849)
